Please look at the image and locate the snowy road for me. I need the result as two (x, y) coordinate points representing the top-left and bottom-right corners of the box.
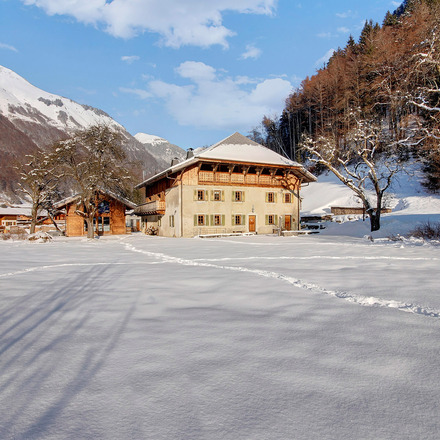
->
(0, 234), (439, 439)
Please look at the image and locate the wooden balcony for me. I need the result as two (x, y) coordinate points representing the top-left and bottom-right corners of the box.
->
(198, 171), (283, 187)
(134, 199), (166, 215)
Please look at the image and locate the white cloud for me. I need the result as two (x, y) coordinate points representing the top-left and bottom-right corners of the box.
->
(119, 87), (152, 99)
(240, 44), (262, 60)
(337, 27), (350, 34)
(317, 32), (332, 39)
(121, 61), (292, 131)
(0, 42), (18, 52)
(336, 10), (354, 19)
(20, 0), (277, 48)
(121, 55), (140, 64)
(315, 48), (335, 67)
(391, 1), (401, 6)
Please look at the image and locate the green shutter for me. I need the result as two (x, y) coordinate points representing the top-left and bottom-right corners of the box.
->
(221, 190), (225, 202)
(194, 215), (197, 226)
(242, 192), (245, 202)
(205, 190), (208, 201)
(205, 215), (209, 226)
(232, 191), (235, 201)
(194, 190), (198, 201)
(275, 215), (278, 225)
(265, 215), (269, 225)
(265, 192), (268, 202)
(210, 190), (214, 201)
(231, 215), (235, 225)
(274, 193), (278, 203)
(222, 215), (225, 226)
(241, 215), (245, 225)
(210, 215), (214, 226)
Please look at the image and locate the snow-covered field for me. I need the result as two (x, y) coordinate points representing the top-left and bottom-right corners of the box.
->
(1, 233), (439, 440)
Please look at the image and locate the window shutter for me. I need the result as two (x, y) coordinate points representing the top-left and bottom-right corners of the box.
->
(205, 215), (209, 226)
(221, 190), (225, 202)
(274, 193), (278, 203)
(205, 190), (208, 201)
(275, 215), (278, 225)
(241, 215), (245, 225)
(210, 215), (214, 226)
(231, 215), (235, 225)
(232, 191), (235, 201)
(265, 192), (268, 202)
(210, 190), (214, 201)
(222, 215), (225, 226)
(265, 215), (269, 225)
(194, 215), (197, 226)
(242, 192), (245, 202)
(194, 190), (197, 201)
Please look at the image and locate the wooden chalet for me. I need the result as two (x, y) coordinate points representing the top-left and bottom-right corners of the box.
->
(135, 132), (316, 237)
(55, 190), (136, 237)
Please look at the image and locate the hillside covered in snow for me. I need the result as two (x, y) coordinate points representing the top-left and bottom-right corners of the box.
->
(301, 169), (440, 238)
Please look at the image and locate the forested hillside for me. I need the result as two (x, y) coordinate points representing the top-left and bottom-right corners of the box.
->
(257, 0), (440, 191)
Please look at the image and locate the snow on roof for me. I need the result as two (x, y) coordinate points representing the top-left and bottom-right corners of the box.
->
(55, 190), (136, 209)
(136, 132), (316, 188)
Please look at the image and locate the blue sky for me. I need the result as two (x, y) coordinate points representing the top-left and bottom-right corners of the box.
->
(1, 0), (401, 149)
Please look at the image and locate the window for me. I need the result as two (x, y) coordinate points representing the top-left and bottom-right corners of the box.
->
(194, 189), (208, 201)
(213, 190), (222, 201)
(194, 214), (207, 226)
(284, 193), (292, 203)
(266, 192), (277, 203)
(232, 214), (245, 226)
(266, 214), (278, 225)
(169, 215), (175, 227)
(233, 191), (244, 202)
(213, 214), (221, 226)
(98, 200), (110, 214)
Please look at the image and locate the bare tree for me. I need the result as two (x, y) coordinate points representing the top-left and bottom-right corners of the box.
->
(55, 125), (133, 239)
(18, 150), (60, 234)
(300, 111), (406, 232)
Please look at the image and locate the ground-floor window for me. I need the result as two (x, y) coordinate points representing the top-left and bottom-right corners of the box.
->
(266, 214), (278, 225)
(194, 214), (207, 226)
(232, 214), (245, 226)
(169, 215), (175, 227)
(212, 214), (225, 226)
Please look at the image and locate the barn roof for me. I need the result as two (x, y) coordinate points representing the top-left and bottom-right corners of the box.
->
(55, 189), (136, 210)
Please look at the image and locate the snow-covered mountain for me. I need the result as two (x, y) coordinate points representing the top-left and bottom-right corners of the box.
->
(134, 132), (186, 167)
(0, 65), (173, 201)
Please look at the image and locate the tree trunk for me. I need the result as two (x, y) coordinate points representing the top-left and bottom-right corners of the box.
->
(86, 216), (95, 239)
(368, 211), (381, 232)
(30, 202), (39, 234)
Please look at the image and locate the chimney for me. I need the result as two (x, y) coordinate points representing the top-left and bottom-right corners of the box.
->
(171, 157), (180, 166)
(186, 148), (194, 159)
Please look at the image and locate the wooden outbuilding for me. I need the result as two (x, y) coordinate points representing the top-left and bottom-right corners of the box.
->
(55, 191), (136, 237)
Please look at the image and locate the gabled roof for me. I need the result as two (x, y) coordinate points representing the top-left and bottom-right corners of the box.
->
(55, 189), (136, 210)
(136, 132), (316, 188)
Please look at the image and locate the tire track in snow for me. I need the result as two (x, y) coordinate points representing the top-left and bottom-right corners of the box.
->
(124, 243), (440, 319)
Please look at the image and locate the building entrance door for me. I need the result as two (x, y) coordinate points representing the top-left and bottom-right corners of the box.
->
(249, 215), (256, 232)
(284, 215), (291, 231)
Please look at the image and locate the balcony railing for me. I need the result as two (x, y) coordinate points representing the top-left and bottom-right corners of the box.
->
(134, 199), (166, 215)
(199, 171), (283, 186)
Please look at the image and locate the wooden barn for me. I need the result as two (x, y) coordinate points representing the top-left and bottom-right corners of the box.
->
(56, 191), (136, 237)
(135, 132), (316, 237)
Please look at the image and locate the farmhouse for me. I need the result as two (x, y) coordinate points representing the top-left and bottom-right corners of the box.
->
(135, 132), (316, 237)
(56, 190), (136, 237)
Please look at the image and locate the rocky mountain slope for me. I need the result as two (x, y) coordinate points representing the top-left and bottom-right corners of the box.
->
(134, 133), (186, 167)
(0, 65), (181, 202)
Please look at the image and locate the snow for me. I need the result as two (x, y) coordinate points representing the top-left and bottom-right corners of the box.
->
(134, 132), (168, 145)
(301, 169), (440, 238)
(0, 65), (121, 131)
(1, 233), (439, 439)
